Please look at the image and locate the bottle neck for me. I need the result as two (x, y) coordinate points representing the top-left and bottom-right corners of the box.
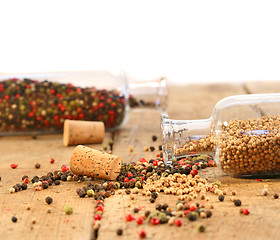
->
(127, 77), (167, 113)
(161, 114), (212, 165)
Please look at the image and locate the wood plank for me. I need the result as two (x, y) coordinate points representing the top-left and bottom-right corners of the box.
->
(244, 80), (280, 94)
(0, 133), (112, 240)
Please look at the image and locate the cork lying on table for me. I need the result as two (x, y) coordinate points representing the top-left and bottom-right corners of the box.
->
(70, 145), (121, 180)
(63, 120), (105, 146)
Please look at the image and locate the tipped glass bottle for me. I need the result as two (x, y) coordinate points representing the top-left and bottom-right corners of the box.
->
(161, 93), (280, 177)
(0, 70), (167, 135)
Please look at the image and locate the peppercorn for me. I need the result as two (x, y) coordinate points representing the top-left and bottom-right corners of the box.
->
(261, 189), (269, 196)
(218, 195), (225, 202)
(152, 135), (157, 141)
(0, 176), (1, 181)
(155, 204), (162, 211)
(234, 199), (242, 206)
(61, 174), (67, 181)
(108, 140), (114, 150)
(242, 208), (250, 215)
(21, 183), (28, 190)
(206, 210), (212, 218)
(150, 146), (155, 152)
(151, 192), (158, 199)
(138, 229), (147, 238)
(102, 145), (108, 151)
(162, 203), (168, 210)
(45, 197), (53, 205)
(149, 198), (155, 203)
(133, 208), (139, 213)
(125, 189), (131, 195)
(197, 224), (206, 232)
(11, 216), (17, 223)
(273, 193), (279, 199)
(64, 205), (73, 215)
(9, 188), (15, 194)
(145, 210), (151, 218)
(22, 175), (28, 181)
(174, 219), (182, 227)
(34, 163), (41, 169)
(42, 182), (49, 189)
(116, 229), (123, 236)
(54, 180), (60, 185)
(187, 213), (197, 221)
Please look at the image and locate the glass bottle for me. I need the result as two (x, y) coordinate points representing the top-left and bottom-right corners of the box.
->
(0, 70), (167, 135)
(161, 93), (280, 177)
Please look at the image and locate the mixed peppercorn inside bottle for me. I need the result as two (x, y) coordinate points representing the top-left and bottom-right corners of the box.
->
(0, 78), (126, 133)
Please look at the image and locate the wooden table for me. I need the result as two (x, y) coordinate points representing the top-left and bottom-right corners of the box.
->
(1, 81), (280, 240)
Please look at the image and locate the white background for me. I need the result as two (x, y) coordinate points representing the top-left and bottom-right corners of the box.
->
(0, 0), (280, 84)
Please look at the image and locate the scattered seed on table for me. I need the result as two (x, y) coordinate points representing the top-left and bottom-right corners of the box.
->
(242, 208), (250, 215)
(34, 163), (41, 169)
(11, 216), (17, 223)
(47, 209), (51, 213)
(21, 183), (28, 190)
(54, 180), (60, 185)
(234, 199), (242, 207)
(145, 210), (151, 218)
(116, 229), (123, 236)
(133, 207), (139, 213)
(64, 205), (73, 215)
(9, 188), (15, 194)
(150, 146), (155, 152)
(45, 196), (53, 205)
(138, 229), (147, 238)
(273, 193), (279, 199)
(197, 224), (206, 232)
(50, 158), (55, 164)
(151, 192), (158, 199)
(206, 210), (212, 218)
(26, 205), (31, 210)
(152, 135), (157, 141)
(261, 189), (269, 196)
(129, 146), (134, 152)
(10, 163), (18, 169)
(174, 219), (182, 227)
(232, 191), (236, 196)
(102, 145), (107, 151)
(144, 146), (149, 152)
(218, 195), (225, 202)
(149, 198), (155, 203)
(31, 217), (36, 224)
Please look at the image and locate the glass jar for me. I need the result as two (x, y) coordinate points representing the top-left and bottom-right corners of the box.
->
(161, 93), (280, 178)
(0, 70), (167, 135)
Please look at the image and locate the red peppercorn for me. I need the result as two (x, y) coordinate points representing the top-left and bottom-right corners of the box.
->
(94, 213), (102, 220)
(150, 217), (160, 225)
(139, 158), (147, 163)
(61, 166), (69, 173)
(125, 214), (135, 222)
(184, 209), (190, 215)
(190, 169), (198, 177)
(242, 208), (250, 215)
(174, 219), (182, 227)
(95, 205), (104, 212)
(124, 177), (130, 182)
(153, 160), (159, 166)
(178, 160), (185, 166)
(136, 217), (144, 225)
(24, 178), (29, 183)
(10, 163), (18, 169)
(138, 230), (147, 238)
(50, 158), (55, 164)
(127, 172), (133, 178)
(189, 204), (197, 211)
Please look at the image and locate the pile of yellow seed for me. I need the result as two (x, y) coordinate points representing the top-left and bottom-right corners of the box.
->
(142, 173), (217, 201)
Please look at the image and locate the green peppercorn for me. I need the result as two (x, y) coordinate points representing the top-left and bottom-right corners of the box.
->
(87, 189), (95, 197)
(135, 181), (142, 188)
(64, 205), (73, 215)
(197, 224), (206, 232)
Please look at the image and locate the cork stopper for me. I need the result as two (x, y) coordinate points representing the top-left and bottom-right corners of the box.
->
(63, 120), (105, 146)
(70, 145), (121, 180)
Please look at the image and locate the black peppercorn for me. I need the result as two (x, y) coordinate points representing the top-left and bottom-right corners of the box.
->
(22, 175), (28, 181)
(133, 208), (139, 213)
(145, 210), (151, 218)
(42, 182), (49, 189)
(273, 193), (279, 199)
(152, 135), (157, 141)
(78, 190), (86, 198)
(45, 196), (53, 205)
(188, 213), (197, 221)
(234, 199), (242, 206)
(21, 183), (28, 190)
(125, 189), (131, 195)
(206, 210), (212, 218)
(11, 216), (17, 223)
(150, 146), (155, 152)
(54, 180), (60, 185)
(47, 179), (53, 186)
(151, 192), (158, 199)
(116, 228), (123, 236)
(155, 204), (162, 211)
(61, 174), (67, 181)
(34, 163), (41, 169)
(162, 203), (169, 210)
(218, 195), (225, 202)
(159, 145), (162, 151)
(149, 198), (155, 203)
